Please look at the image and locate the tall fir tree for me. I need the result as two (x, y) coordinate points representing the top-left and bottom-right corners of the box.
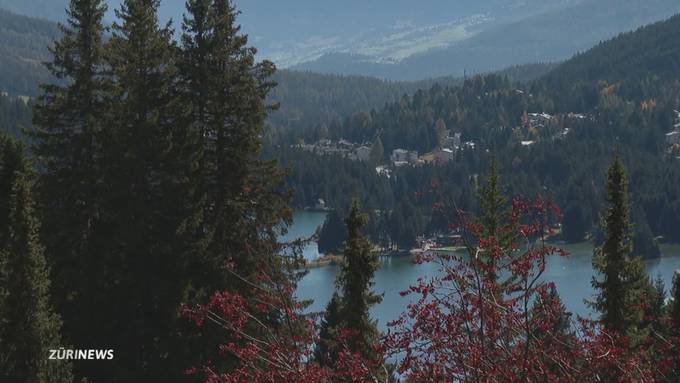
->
(478, 157), (507, 241)
(94, 0), (200, 380)
(31, 1), (109, 379)
(477, 157), (511, 284)
(646, 274), (667, 335)
(318, 210), (347, 254)
(180, 0), (292, 292)
(0, 134), (72, 383)
(591, 155), (650, 339)
(179, 0), (294, 376)
(315, 292), (341, 366)
(337, 200), (382, 358)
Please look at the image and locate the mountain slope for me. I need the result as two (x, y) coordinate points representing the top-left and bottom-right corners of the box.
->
(541, 13), (680, 88)
(0, 9), (59, 96)
(280, 14), (680, 244)
(533, 12), (680, 111)
(0, 0), (67, 21)
(0, 0), (581, 68)
(294, 0), (680, 80)
(268, 63), (555, 138)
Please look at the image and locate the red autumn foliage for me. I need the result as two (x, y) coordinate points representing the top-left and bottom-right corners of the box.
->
(383, 196), (675, 382)
(180, 267), (386, 383)
(182, 196), (680, 382)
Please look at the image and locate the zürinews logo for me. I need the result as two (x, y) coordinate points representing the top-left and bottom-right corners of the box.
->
(49, 349), (114, 360)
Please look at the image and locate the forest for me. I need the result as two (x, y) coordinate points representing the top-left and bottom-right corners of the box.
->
(273, 14), (680, 256)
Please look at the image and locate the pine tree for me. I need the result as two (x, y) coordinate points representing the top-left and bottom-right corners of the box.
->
(318, 210), (347, 254)
(96, 0), (198, 380)
(477, 157), (510, 283)
(178, 0), (294, 376)
(478, 157), (507, 240)
(315, 292), (341, 366)
(0, 135), (72, 383)
(646, 274), (667, 335)
(314, 201), (382, 374)
(624, 257), (653, 343)
(591, 155), (649, 337)
(30, 1), (108, 379)
(180, 0), (292, 290)
(336, 200), (382, 359)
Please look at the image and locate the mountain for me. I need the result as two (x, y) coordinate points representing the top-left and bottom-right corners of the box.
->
(4, 0), (680, 81)
(294, 0), (680, 80)
(0, 92), (33, 137)
(0, 0), (580, 69)
(0, 6), (554, 125)
(541, 13), (680, 89)
(268, 63), (556, 139)
(0, 9), (59, 96)
(0, 0), (67, 21)
(279, 13), (680, 245)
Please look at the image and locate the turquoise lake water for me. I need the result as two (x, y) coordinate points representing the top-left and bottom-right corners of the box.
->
(286, 211), (680, 330)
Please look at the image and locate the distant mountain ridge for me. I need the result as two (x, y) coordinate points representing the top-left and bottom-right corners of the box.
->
(0, 6), (554, 114)
(541, 13), (680, 88)
(0, 0), (582, 68)
(293, 0), (680, 80)
(0, 9), (60, 96)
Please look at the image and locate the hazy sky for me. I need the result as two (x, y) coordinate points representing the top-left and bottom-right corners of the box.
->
(0, 0), (524, 64)
(0, 0), (580, 67)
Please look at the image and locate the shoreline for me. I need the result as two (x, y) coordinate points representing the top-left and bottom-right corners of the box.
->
(304, 247), (464, 269)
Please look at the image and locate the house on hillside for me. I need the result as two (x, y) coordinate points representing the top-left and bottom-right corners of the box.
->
(463, 141), (476, 150)
(666, 131), (680, 145)
(554, 127), (571, 140)
(524, 112), (553, 130)
(338, 139), (353, 150)
(441, 131), (462, 149)
(433, 148), (454, 164)
(376, 166), (392, 178)
(391, 149), (418, 166)
(354, 145), (372, 162)
(566, 113), (587, 120)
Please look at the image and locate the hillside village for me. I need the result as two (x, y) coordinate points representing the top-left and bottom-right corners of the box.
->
(293, 131), (474, 175)
(292, 110), (594, 174)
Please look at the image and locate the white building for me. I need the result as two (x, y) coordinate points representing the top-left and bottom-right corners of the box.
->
(463, 141), (476, 150)
(375, 166), (392, 178)
(448, 132), (462, 149)
(391, 149), (418, 165)
(666, 131), (680, 145)
(354, 145), (372, 161)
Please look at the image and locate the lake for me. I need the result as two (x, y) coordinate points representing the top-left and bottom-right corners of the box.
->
(286, 211), (680, 330)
